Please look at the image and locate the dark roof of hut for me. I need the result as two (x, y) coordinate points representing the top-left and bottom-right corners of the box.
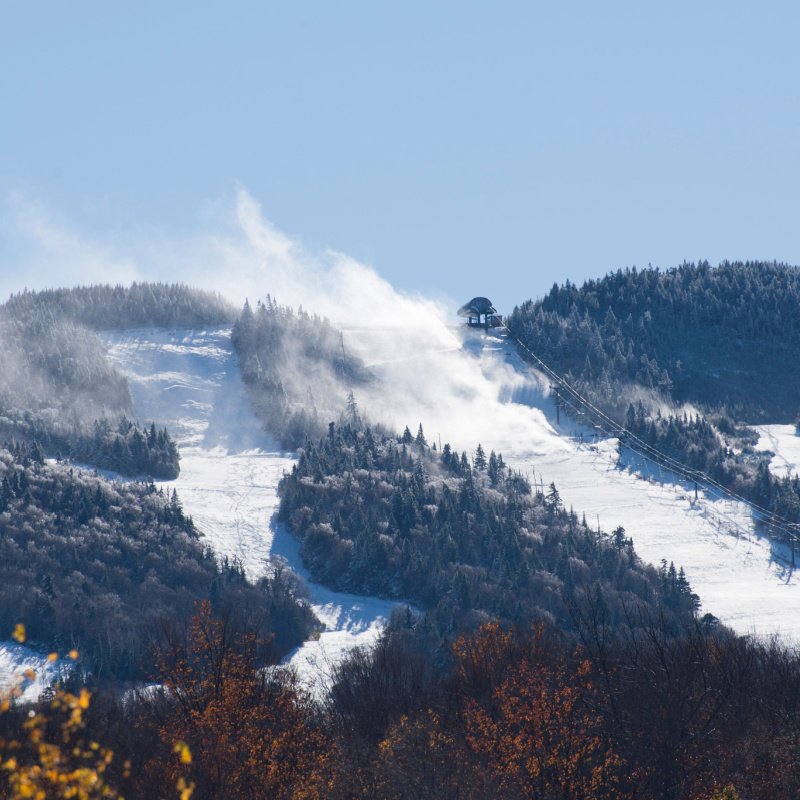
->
(458, 296), (497, 317)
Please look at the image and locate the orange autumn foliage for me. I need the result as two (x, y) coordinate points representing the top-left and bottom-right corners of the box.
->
(451, 621), (519, 700)
(375, 709), (479, 799)
(457, 623), (624, 800)
(146, 601), (334, 800)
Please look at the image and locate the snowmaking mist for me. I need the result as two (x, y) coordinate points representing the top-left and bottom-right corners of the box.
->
(8, 188), (800, 640)
(205, 193), (800, 640)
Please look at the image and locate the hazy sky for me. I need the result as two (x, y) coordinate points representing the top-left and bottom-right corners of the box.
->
(2, 2), (799, 314)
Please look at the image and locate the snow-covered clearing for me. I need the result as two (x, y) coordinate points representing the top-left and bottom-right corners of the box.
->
(104, 328), (400, 688)
(0, 644), (72, 704)
(755, 424), (800, 479)
(340, 322), (800, 642)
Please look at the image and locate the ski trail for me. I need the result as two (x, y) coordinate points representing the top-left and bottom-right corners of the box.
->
(104, 327), (400, 688)
(337, 324), (800, 642)
(755, 424), (800, 479)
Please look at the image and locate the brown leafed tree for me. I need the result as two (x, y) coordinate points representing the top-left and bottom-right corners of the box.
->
(459, 623), (624, 800)
(141, 600), (335, 800)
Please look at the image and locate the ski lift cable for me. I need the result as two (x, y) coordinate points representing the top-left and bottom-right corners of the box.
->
(555, 389), (759, 542)
(499, 323), (782, 515)
(533, 383), (761, 546)
(526, 356), (783, 548)
(497, 322), (800, 543)
(505, 326), (799, 540)
(507, 327), (797, 538)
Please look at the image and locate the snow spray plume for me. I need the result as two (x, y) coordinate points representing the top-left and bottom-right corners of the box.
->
(2, 187), (624, 454)
(2, 188), (565, 452)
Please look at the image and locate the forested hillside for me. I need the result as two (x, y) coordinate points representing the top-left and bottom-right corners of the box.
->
(232, 297), (372, 448)
(0, 312), (131, 423)
(0, 442), (317, 679)
(2, 282), (236, 330)
(0, 285), (320, 683)
(6, 583), (799, 799)
(0, 310), (177, 478)
(0, 283), (233, 478)
(508, 262), (800, 548)
(315, 610), (800, 799)
(508, 260), (800, 421)
(279, 422), (700, 658)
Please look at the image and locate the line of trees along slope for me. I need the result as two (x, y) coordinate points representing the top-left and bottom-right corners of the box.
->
(1, 416), (181, 479)
(278, 422), (700, 652)
(231, 296), (372, 448)
(2, 282), (237, 330)
(508, 260), (800, 421)
(0, 442), (317, 680)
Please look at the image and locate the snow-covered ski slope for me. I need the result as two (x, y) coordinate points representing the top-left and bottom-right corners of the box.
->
(755, 424), (800, 479)
(339, 322), (800, 641)
(104, 328), (400, 686)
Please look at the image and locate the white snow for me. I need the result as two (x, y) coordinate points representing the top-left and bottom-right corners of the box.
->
(103, 328), (400, 689)
(0, 643), (72, 705)
(754, 424), (800, 479)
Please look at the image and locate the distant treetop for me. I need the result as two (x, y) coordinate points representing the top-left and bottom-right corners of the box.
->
(508, 260), (800, 421)
(1, 282), (238, 330)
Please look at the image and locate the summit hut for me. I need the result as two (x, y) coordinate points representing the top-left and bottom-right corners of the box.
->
(458, 297), (503, 329)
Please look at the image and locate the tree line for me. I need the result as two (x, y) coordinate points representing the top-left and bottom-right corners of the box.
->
(2, 282), (236, 331)
(2, 416), (180, 479)
(231, 296), (372, 448)
(3, 599), (799, 798)
(278, 420), (700, 659)
(508, 260), (800, 421)
(0, 441), (317, 680)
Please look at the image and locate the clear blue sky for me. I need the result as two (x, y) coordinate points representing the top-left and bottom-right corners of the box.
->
(2, 1), (799, 312)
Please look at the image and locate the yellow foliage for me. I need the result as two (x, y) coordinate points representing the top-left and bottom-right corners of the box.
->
(176, 776), (195, 799)
(711, 786), (740, 800)
(173, 741), (192, 764)
(0, 636), (120, 799)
